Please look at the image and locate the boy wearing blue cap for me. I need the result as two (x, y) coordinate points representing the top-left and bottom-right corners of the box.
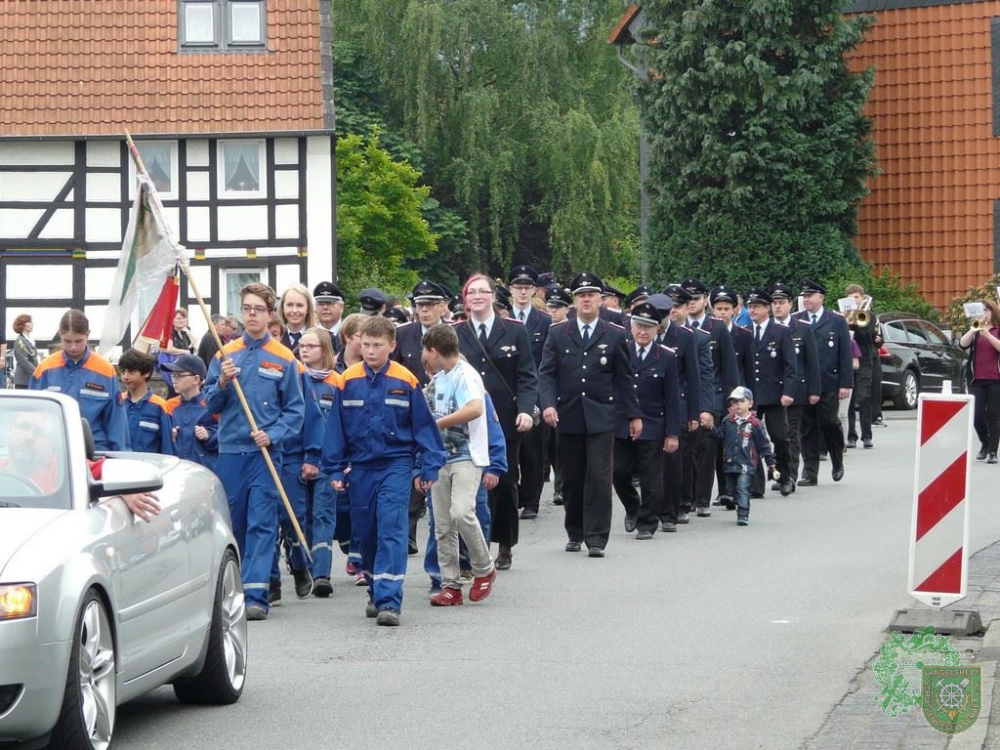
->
(713, 387), (776, 526)
(164, 353), (219, 470)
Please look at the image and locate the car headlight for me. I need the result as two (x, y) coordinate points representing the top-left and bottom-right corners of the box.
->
(0, 584), (37, 620)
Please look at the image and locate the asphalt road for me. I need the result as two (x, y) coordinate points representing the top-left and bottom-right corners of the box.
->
(111, 406), (1000, 750)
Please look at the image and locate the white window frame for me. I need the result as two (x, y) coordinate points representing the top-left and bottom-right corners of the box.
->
(179, 0), (267, 52)
(129, 141), (179, 200)
(223, 267), (267, 318)
(218, 140), (266, 198)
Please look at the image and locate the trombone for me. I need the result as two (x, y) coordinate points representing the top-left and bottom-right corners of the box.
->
(846, 295), (873, 327)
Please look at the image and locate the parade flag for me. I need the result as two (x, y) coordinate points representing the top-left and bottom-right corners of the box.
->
(98, 175), (188, 354)
(131, 266), (181, 354)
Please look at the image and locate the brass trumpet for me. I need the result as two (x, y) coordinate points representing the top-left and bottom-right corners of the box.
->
(971, 318), (985, 331)
(846, 295), (873, 327)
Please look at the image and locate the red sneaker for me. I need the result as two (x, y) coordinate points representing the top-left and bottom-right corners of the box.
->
(346, 561), (359, 576)
(469, 567), (497, 602)
(430, 587), (464, 606)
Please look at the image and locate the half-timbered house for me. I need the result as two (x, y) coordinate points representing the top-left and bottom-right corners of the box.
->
(1, 1), (335, 347)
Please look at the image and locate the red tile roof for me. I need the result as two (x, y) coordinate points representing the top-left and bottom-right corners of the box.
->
(1, 0), (329, 137)
(847, 2), (1000, 309)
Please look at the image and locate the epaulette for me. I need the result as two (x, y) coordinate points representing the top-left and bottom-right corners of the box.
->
(608, 321), (626, 331)
(658, 343), (677, 354)
(550, 319), (569, 327)
(693, 327), (711, 337)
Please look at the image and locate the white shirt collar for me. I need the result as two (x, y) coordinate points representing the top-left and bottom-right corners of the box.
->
(754, 318), (770, 335)
(473, 313), (497, 337)
(513, 304), (532, 321)
(577, 316), (597, 338)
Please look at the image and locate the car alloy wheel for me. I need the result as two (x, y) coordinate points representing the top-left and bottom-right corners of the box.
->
(50, 590), (116, 750)
(903, 370), (919, 409)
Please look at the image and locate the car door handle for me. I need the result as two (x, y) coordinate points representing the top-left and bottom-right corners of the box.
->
(170, 509), (182, 530)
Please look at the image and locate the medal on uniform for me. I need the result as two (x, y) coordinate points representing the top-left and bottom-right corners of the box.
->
(770, 350), (776, 358)
(600, 356), (607, 365)
(829, 340), (834, 347)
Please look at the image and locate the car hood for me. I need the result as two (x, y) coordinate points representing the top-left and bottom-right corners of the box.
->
(0, 509), (65, 576)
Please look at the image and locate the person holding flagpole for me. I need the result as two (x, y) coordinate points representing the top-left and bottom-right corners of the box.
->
(31, 309), (131, 452)
(205, 283), (306, 621)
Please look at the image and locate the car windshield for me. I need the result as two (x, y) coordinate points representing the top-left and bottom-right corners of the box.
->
(0, 399), (71, 510)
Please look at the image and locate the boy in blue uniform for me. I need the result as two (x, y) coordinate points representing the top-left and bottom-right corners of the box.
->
(205, 283), (305, 622)
(713, 387), (776, 526)
(118, 349), (174, 455)
(322, 316), (446, 626)
(163, 353), (218, 469)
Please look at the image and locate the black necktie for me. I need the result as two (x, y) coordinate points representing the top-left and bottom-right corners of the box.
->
(479, 323), (489, 348)
(638, 346), (646, 361)
(691, 320), (700, 330)
(289, 331), (301, 348)
(519, 310), (526, 322)
(755, 325), (762, 345)
(811, 314), (818, 325)
(582, 324), (591, 346)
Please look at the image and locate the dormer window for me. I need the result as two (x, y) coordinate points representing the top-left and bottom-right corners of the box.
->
(180, 0), (266, 52)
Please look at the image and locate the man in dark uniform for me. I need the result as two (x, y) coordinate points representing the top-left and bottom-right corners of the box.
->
(508, 265), (552, 520)
(709, 284), (751, 504)
(314, 281), (345, 353)
(624, 285), (654, 314)
(611, 302), (681, 539)
(742, 286), (797, 496)
(770, 282), (821, 490)
(793, 280), (852, 485)
(544, 285), (573, 505)
(392, 279), (450, 554)
(682, 277), (740, 513)
(602, 285), (627, 316)
(539, 272), (641, 556)
(359, 287), (388, 316)
(650, 293), (702, 530)
(664, 284), (715, 517)
(455, 274), (538, 569)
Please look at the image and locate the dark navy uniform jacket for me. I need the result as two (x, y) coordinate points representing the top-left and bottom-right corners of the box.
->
(793, 309), (854, 392)
(539, 319), (641, 435)
(511, 306), (551, 367)
(455, 317), (538, 440)
(614, 342), (681, 442)
(690, 327), (716, 416)
(742, 319), (797, 406)
(729, 324), (753, 388)
(776, 318), (821, 405)
(690, 316), (740, 413)
(393, 321), (438, 386)
(658, 322), (702, 426)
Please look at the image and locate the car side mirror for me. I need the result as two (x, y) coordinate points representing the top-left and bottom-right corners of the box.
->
(89, 458), (164, 501)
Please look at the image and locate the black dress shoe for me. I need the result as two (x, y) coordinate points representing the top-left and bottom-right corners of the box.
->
(750, 492), (764, 500)
(977, 449), (988, 461)
(832, 466), (845, 482)
(676, 512), (690, 524)
(780, 482), (793, 497)
(520, 508), (538, 520)
(989, 453), (998, 465)
(770, 482), (782, 491)
(846, 438), (857, 449)
(798, 478), (817, 487)
(553, 492), (564, 506)
(862, 439), (873, 449)
(408, 541), (419, 556)
(624, 514), (637, 533)
(587, 547), (605, 558)
(565, 541), (582, 552)
(496, 545), (512, 569)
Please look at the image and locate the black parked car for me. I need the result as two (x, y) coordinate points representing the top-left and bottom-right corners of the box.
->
(877, 312), (967, 409)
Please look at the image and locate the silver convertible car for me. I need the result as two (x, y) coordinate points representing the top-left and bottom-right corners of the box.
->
(0, 392), (247, 749)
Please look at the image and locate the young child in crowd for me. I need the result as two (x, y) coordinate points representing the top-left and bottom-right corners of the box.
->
(118, 348), (174, 454)
(163, 353), (218, 470)
(420, 324), (497, 606)
(714, 387), (776, 526)
(322, 316), (446, 626)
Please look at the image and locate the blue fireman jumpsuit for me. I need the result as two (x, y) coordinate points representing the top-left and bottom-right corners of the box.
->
(205, 332), (304, 612)
(322, 360), (446, 615)
(304, 369), (343, 581)
(270, 363), (324, 581)
(30, 348), (130, 451)
(120, 391), (175, 454)
(165, 394), (219, 470)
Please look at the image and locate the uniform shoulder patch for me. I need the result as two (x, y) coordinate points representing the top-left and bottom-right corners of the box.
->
(149, 394), (170, 409)
(550, 320), (569, 328)
(263, 338), (296, 361)
(83, 354), (117, 378)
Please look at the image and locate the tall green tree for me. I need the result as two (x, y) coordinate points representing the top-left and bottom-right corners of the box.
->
(333, 1), (640, 281)
(336, 130), (437, 301)
(636, 0), (877, 289)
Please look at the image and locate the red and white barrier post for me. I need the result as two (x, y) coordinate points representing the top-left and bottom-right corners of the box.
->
(907, 392), (974, 609)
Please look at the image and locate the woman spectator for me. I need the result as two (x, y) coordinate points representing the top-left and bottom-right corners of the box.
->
(29, 309), (129, 451)
(161, 308), (195, 396)
(960, 299), (1000, 464)
(12, 314), (38, 388)
(277, 284), (317, 359)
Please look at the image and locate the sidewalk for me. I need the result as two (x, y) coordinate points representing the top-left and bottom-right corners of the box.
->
(803, 539), (1000, 749)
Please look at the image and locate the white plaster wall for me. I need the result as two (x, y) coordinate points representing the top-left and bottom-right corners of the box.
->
(0, 142), (73, 165)
(84, 208), (122, 243)
(86, 173), (119, 202)
(275, 204), (299, 239)
(0, 172), (73, 202)
(87, 141), (120, 168)
(187, 207), (211, 242)
(217, 205), (268, 241)
(187, 140), (210, 167)
(38, 209), (74, 239)
(7, 264), (73, 298)
(275, 170), (298, 199)
(305, 136), (333, 284)
(274, 138), (299, 165)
